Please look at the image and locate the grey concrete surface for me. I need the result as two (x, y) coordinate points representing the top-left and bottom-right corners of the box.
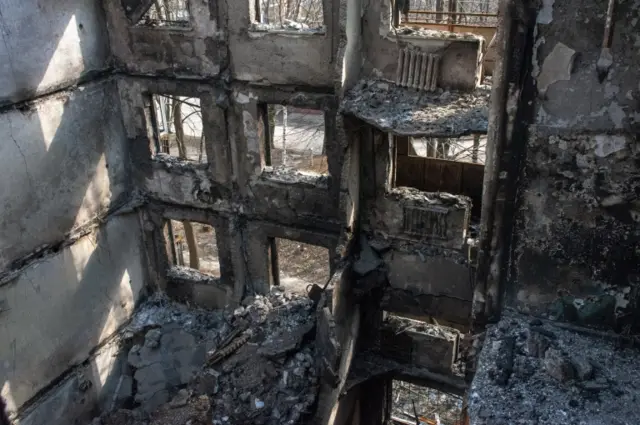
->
(0, 214), (145, 414)
(0, 80), (130, 267)
(0, 0), (109, 105)
(506, 0), (640, 327)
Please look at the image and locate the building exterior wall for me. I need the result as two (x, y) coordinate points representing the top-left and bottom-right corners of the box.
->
(0, 0), (146, 420)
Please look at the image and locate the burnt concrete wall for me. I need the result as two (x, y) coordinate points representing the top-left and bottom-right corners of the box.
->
(0, 0), (109, 105)
(507, 0), (640, 329)
(0, 0), (147, 419)
(104, 0), (227, 77)
(105, 0), (342, 87)
(0, 81), (131, 265)
(357, 127), (474, 327)
(361, 0), (484, 91)
(229, 0), (340, 87)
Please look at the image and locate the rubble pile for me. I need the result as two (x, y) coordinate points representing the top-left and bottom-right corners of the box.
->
(391, 380), (463, 425)
(342, 79), (490, 137)
(393, 26), (482, 41)
(469, 312), (640, 425)
(94, 288), (318, 425)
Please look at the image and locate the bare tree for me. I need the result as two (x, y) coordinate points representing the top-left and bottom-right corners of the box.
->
(172, 98), (200, 270)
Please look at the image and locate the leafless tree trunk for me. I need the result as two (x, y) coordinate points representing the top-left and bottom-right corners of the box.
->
(282, 105), (288, 165)
(162, 0), (172, 20)
(173, 100), (187, 158)
(268, 106), (276, 148)
(427, 139), (437, 157)
(154, 1), (165, 20)
(172, 98), (200, 269)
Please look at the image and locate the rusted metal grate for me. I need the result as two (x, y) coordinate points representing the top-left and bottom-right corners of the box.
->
(403, 205), (449, 239)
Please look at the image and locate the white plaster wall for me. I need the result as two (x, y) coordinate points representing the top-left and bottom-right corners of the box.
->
(0, 0), (109, 104)
(0, 214), (145, 414)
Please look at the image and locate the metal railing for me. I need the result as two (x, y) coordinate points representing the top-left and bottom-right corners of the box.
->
(399, 0), (498, 29)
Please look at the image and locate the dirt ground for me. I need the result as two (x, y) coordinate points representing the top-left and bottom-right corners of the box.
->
(274, 238), (331, 293)
(170, 222), (331, 293)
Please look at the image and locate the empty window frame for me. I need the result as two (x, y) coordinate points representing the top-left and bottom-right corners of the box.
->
(259, 104), (328, 174)
(394, 0), (498, 28)
(268, 238), (330, 293)
(165, 220), (220, 277)
(252, 0), (325, 31)
(136, 0), (191, 28)
(408, 135), (486, 164)
(391, 380), (464, 425)
(148, 94), (206, 162)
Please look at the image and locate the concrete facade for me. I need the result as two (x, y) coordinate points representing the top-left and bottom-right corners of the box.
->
(3, 0), (639, 424)
(0, 0), (145, 421)
(0, 0), (109, 105)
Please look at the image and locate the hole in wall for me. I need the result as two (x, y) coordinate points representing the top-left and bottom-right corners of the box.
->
(165, 220), (220, 277)
(391, 380), (464, 425)
(149, 94), (206, 163)
(251, 0), (325, 32)
(259, 104), (328, 175)
(136, 0), (191, 28)
(268, 238), (330, 293)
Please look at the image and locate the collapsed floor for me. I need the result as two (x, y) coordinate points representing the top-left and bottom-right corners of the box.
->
(93, 289), (317, 425)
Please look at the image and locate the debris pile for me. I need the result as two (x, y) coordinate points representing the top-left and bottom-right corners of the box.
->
(94, 288), (318, 425)
(342, 79), (490, 137)
(469, 312), (640, 425)
(391, 380), (463, 425)
(250, 21), (325, 33)
(393, 26), (483, 41)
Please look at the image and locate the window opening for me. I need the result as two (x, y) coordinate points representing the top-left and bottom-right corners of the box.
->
(136, 0), (190, 28)
(391, 380), (464, 425)
(166, 220), (220, 277)
(268, 238), (330, 293)
(408, 135), (486, 164)
(252, 0), (325, 32)
(396, 0), (498, 29)
(149, 94), (206, 162)
(259, 104), (328, 175)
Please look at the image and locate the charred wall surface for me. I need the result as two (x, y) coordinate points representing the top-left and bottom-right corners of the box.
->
(506, 0), (640, 330)
(0, 0), (147, 422)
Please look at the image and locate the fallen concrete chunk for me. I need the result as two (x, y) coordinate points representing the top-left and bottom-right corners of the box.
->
(353, 236), (383, 276)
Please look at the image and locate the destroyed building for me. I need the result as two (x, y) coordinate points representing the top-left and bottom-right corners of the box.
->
(1, 0), (639, 424)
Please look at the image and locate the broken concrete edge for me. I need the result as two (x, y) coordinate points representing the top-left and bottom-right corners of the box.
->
(344, 351), (467, 398)
(166, 266), (233, 310)
(341, 79), (490, 137)
(0, 196), (145, 287)
(385, 187), (472, 210)
(379, 316), (460, 374)
(258, 167), (331, 188)
(386, 27), (485, 43)
(381, 288), (473, 328)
